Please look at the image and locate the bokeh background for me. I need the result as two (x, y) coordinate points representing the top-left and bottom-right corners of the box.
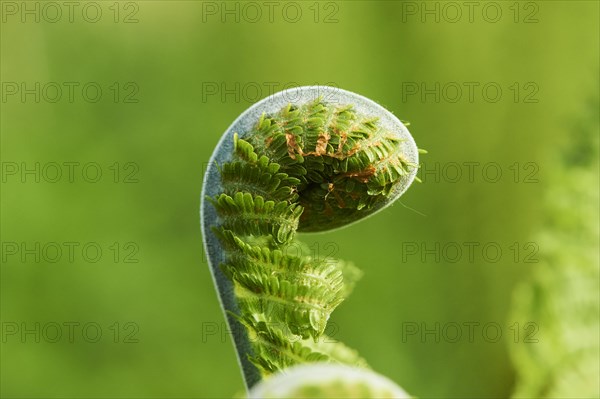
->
(1, 1), (598, 398)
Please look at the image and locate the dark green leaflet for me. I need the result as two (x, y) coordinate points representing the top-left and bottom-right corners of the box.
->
(207, 98), (416, 377)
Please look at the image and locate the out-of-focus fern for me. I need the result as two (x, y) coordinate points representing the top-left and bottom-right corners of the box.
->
(510, 95), (599, 398)
(247, 363), (410, 398)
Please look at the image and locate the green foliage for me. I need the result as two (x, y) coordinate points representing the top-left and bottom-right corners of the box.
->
(243, 99), (416, 231)
(510, 95), (600, 398)
(209, 192), (302, 244)
(208, 98), (415, 377)
(234, 314), (366, 376)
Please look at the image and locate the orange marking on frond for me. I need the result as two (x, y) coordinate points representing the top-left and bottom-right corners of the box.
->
(314, 131), (330, 156)
(285, 133), (299, 160)
(343, 166), (376, 183)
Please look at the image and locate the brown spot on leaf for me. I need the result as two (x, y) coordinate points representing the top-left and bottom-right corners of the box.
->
(315, 131), (330, 156)
(285, 133), (299, 160)
(343, 165), (376, 183)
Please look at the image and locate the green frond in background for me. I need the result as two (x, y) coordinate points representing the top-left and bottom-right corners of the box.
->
(510, 93), (600, 398)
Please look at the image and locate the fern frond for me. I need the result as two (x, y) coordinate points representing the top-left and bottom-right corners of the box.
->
(304, 336), (369, 368)
(208, 97), (418, 378)
(235, 314), (329, 375)
(209, 192), (302, 244)
(219, 161), (300, 203)
(232, 313), (368, 378)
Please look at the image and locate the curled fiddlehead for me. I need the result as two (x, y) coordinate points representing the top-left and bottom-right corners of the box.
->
(201, 86), (420, 389)
(248, 363), (411, 398)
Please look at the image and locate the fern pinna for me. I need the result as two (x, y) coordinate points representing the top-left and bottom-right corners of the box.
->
(202, 87), (420, 388)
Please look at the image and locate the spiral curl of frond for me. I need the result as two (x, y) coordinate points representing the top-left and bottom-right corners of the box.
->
(208, 98), (417, 377)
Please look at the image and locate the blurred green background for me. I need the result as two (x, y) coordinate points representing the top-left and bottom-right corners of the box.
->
(1, 1), (598, 398)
